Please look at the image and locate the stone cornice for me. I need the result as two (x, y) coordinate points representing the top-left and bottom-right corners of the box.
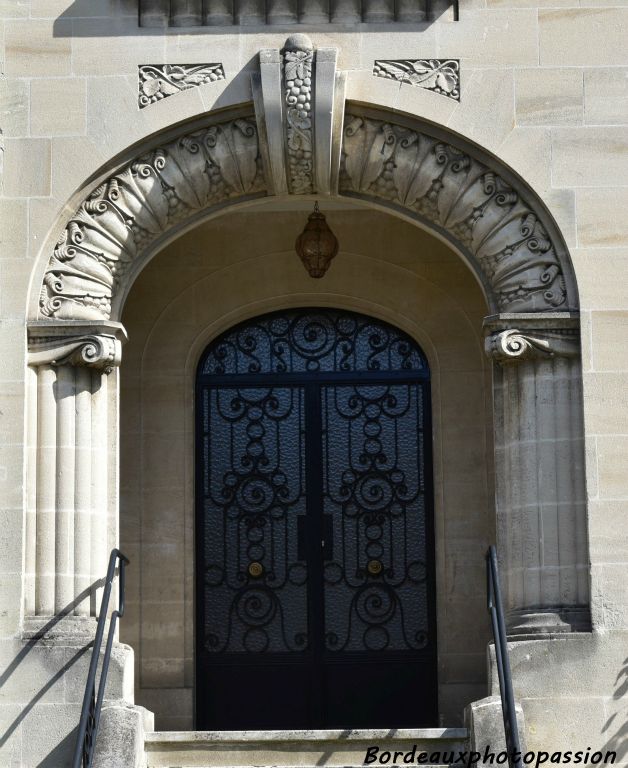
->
(27, 321), (128, 373)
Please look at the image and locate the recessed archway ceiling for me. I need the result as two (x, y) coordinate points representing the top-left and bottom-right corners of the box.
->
(38, 36), (577, 323)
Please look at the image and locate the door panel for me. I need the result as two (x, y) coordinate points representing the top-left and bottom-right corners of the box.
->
(321, 383), (430, 654)
(200, 386), (308, 655)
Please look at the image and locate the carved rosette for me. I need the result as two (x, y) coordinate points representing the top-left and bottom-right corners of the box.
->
(339, 115), (568, 312)
(485, 328), (580, 363)
(282, 35), (314, 194)
(40, 117), (265, 321)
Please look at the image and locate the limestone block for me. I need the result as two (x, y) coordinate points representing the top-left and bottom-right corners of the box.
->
(0, 0), (28, 16)
(515, 68), (583, 125)
(72, 19), (166, 76)
(583, 371), (628, 434)
(0, 80), (29, 138)
(596, 435), (628, 499)
(64, 643), (135, 704)
(571, 248), (628, 309)
(446, 68), (515, 152)
(436, 9), (539, 66)
(584, 68), (628, 125)
(576, 189), (628, 247)
(137, 686), (193, 731)
(591, 564), (628, 629)
(553, 128), (628, 187)
(30, 0), (133, 17)
(93, 703), (151, 768)
(591, 311), (628, 370)
(540, 9), (628, 66)
(0, 574), (21, 639)
(496, 126), (552, 192)
(466, 695), (526, 755)
(30, 78), (87, 137)
(4, 19), (72, 77)
(3, 139), (51, 198)
(50, 135), (108, 203)
(522, 696), (608, 752)
(0, 258), (34, 319)
(0, 199), (28, 261)
(28, 190), (62, 241)
(0, 703), (22, 768)
(20, 701), (81, 767)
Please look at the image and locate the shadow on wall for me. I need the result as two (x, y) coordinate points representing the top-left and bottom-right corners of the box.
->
(51, 0), (452, 36)
(0, 585), (101, 765)
(602, 657), (628, 763)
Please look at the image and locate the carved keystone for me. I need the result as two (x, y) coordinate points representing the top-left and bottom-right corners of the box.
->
(253, 36), (344, 197)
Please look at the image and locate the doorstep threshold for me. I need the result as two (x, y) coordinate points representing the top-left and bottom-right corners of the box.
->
(145, 728), (468, 743)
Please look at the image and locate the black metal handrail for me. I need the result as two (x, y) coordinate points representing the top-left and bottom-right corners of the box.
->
(486, 545), (522, 768)
(72, 548), (129, 768)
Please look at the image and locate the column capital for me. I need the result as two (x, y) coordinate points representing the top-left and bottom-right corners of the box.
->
(483, 313), (580, 364)
(27, 321), (127, 373)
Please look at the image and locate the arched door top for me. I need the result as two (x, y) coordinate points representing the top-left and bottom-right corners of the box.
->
(199, 307), (429, 378)
(34, 36), (578, 325)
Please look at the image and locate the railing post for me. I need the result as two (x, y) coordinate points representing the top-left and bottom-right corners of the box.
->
(72, 548), (129, 768)
(487, 546), (523, 768)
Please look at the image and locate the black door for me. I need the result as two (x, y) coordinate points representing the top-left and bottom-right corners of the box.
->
(195, 309), (437, 730)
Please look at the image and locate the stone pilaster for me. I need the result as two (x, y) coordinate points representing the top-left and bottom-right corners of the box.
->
(25, 321), (126, 629)
(484, 313), (590, 635)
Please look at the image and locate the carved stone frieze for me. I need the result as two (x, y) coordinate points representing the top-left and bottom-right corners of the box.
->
(373, 59), (460, 101)
(339, 114), (569, 312)
(485, 328), (580, 363)
(40, 117), (265, 321)
(282, 35), (314, 194)
(139, 64), (225, 108)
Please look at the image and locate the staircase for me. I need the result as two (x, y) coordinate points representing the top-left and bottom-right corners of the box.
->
(144, 727), (468, 768)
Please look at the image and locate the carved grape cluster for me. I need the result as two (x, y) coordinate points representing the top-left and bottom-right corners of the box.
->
(283, 36), (314, 194)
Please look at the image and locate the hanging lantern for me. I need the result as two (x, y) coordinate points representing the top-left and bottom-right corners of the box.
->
(295, 202), (339, 278)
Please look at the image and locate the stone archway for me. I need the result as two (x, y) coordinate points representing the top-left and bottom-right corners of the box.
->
(25, 34), (589, 642)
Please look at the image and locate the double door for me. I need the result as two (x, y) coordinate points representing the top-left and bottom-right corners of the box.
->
(196, 371), (436, 730)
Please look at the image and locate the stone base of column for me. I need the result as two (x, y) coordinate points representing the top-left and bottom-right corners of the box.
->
(506, 605), (592, 636)
(22, 614), (99, 642)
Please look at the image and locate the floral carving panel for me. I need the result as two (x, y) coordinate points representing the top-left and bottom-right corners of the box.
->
(339, 115), (568, 312)
(40, 117), (265, 321)
(138, 64), (225, 108)
(373, 59), (460, 101)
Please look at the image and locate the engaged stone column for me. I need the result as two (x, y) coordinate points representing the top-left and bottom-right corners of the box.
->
(485, 313), (590, 635)
(26, 322), (126, 627)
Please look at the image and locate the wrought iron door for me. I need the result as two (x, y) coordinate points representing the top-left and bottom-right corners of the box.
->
(196, 309), (436, 730)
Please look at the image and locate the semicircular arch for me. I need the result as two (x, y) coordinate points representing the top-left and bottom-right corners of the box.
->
(31, 100), (579, 323)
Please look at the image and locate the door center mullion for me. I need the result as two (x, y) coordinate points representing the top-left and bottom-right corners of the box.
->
(304, 381), (325, 726)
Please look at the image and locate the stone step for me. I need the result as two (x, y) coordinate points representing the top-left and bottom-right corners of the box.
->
(144, 728), (469, 768)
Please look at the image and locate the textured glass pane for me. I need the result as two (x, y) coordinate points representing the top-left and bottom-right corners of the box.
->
(201, 309), (427, 375)
(200, 386), (308, 653)
(322, 383), (429, 652)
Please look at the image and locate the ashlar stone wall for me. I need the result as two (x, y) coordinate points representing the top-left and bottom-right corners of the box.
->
(0, 0), (627, 765)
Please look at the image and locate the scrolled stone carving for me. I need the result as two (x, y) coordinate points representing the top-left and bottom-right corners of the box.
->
(373, 59), (460, 101)
(282, 35), (314, 194)
(485, 328), (580, 363)
(29, 334), (122, 373)
(339, 114), (569, 312)
(138, 63), (225, 108)
(40, 116), (265, 321)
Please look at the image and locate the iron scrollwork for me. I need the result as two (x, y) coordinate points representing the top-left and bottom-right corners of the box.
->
(198, 309), (432, 661)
